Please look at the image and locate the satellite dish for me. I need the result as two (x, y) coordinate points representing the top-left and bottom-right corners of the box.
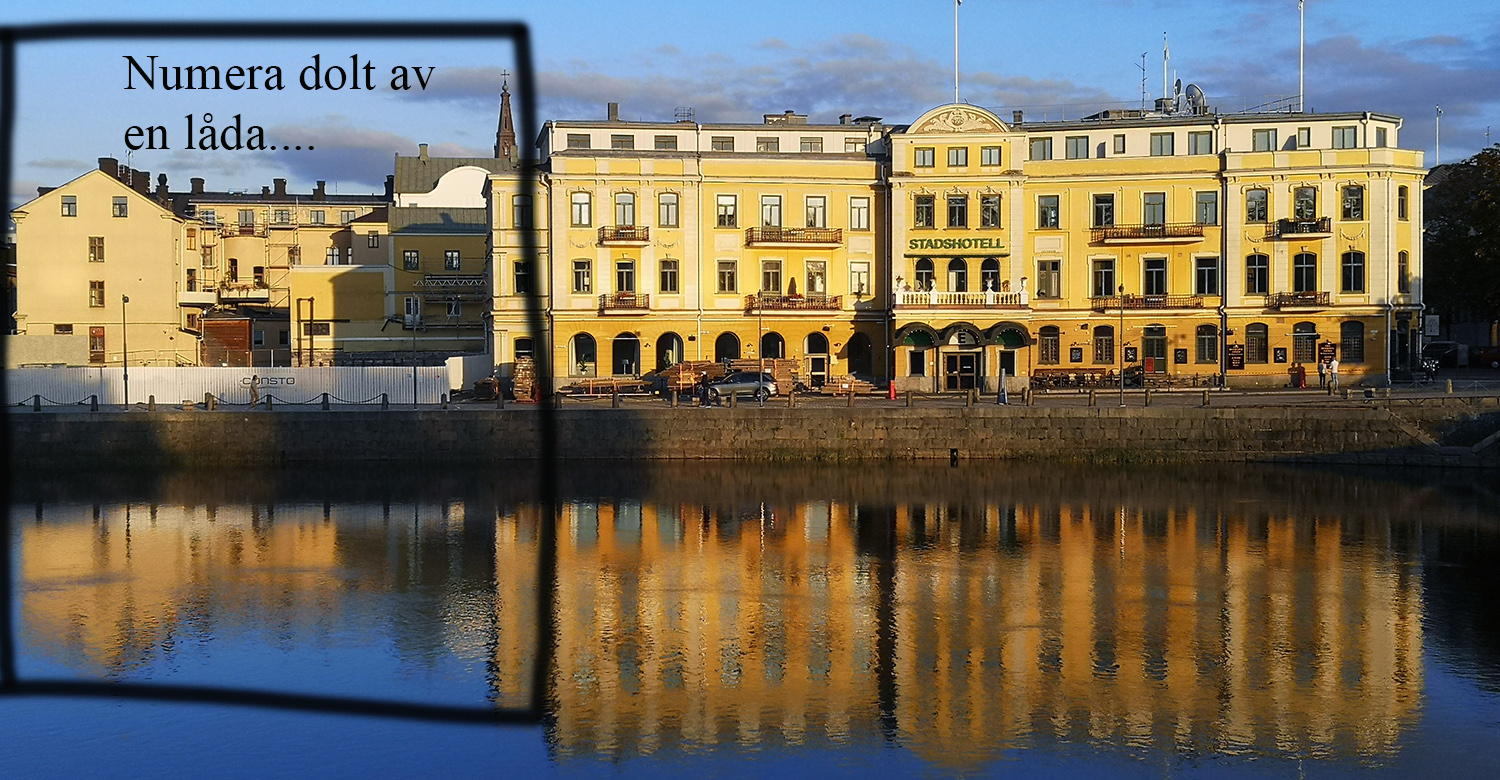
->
(1174, 78), (1182, 97)
(1185, 83), (1206, 113)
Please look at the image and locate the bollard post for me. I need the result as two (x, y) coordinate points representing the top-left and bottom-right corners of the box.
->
(1446, 379), (1454, 394)
(148, 395), (156, 412)
(555, 392), (563, 408)
(847, 387), (854, 407)
(670, 391), (678, 408)
(381, 393), (390, 410)
(322, 392), (330, 411)
(788, 390), (796, 408)
(729, 391), (738, 409)
(612, 390), (620, 409)
(1025, 388), (1034, 406)
(32, 394), (41, 412)
(1343, 388), (1351, 401)
(906, 390), (913, 408)
(91, 394), (99, 411)
(265, 394), (273, 410)
(965, 389), (973, 408)
(1144, 388), (1153, 407)
(1202, 389), (1211, 407)
(498, 393), (505, 410)
(1326, 384), (1333, 397)
(1088, 389), (1096, 407)
(205, 392), (214, 410)
(441, 393), (448, 409)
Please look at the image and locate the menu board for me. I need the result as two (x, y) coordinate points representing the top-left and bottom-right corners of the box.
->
(1227, 343), (1246, 370)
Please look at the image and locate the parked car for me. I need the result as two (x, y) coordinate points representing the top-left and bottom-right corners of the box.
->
(707, 371), (778, 402)
(1422, 341), (1469, 369)
(1477, 345), (1500, 369)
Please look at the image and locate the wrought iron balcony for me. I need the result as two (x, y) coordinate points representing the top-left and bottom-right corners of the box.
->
(894, 289), (1028, 308)
(1090, 293), (1205, 312)
(1090, 223), (1205, 243)
(599, 292), (650, 312)
(745, 227), (843, 245)
(744, 293), (842, 311)
(1269, 217), (1332, 238)
(1266, 291), (1330, 309)
(598, 225), (650, 244)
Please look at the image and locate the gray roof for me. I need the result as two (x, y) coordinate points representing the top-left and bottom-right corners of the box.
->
(389, 206), (488, 234)
(393, 156), (513, 194)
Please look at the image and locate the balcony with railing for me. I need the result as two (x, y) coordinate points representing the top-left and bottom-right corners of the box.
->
(1090, 222), (1205, 244)
(177, 289), (216, 306)
(745, 227), (843, 246)
(895, 289), (1028, 308)
(1266, 291), (1330, 310)
(598, 225), (650, 245)
(745, 293), (843, 312)
(1269, 217), (1332, 239)
(229, 223), (265, 238)
(218, 282), (271, 301)
(599, 292), (650, 313)
(1089, 293), (1205, 312)
(415, 275), (488, 301)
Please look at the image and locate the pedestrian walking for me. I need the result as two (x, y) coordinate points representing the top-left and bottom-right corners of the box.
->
(1295, 363), (1307, 389)
(1317, 359), (1327, 389)
(1328, 357), (1340, 391)
(250, 374), (260, 407)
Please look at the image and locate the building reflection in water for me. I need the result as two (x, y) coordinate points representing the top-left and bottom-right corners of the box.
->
(16, 464), (1457, 769)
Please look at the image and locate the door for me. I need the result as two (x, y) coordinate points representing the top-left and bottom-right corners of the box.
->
(1142, 326), (1167, 373)
(944, 353), (979, 390)
(809, 357), (828, 388)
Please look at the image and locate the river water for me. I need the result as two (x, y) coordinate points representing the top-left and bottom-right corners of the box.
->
(4, 463), (1499, 778)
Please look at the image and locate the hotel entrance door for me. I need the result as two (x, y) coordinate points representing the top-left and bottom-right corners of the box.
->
(944, 353), (979, 390)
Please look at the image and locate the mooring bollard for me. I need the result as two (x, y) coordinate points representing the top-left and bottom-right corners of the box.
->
(847, 387), (855, 408)
(265, 394), (273, 410)
(730, 391), (738, 409)
(1088, 389), (1097, 407)
(555, 392), (563, 408)
(1025, 388), (1035, 406)
(90, 394), (99, 411)
(906, 390), (913, 408)
(1202, 389), (1211, 407)
(669, 391), (678, 408)
(965, 389), (973, 408)
(321, 392), (330, 411)
(1343, 388), (1351, 400)
(381, 393), (390, 410)
(1446, 379), (1454, 394)
(497, 393), (505, 410)
(148, 395), (156, 412)
(1326, 384), (1334, 396)
(441, 393), (448, 409)
(32, 394), (41, 412)
(612, 390), (620, 409)
(789, 390), (796, 408)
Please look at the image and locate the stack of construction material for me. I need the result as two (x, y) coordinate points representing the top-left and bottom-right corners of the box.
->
(728, 358), (799, 389)
(831, 375), (876, 395)
(513, 357), (536, 402)
(661, 361), (727, 391)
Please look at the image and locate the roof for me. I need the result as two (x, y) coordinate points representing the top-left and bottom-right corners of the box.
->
(394, 156), (513, 194)
(389, 206), (488, 234)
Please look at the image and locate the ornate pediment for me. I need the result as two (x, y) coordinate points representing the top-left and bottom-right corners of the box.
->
(909, 105), (1007, 134)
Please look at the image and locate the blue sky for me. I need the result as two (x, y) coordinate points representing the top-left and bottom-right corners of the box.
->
(4, 0), (1498, 206)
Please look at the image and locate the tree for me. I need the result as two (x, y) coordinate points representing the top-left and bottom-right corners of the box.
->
(1424, 145), (1500, 326)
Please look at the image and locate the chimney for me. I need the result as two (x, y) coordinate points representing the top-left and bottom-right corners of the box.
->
(1012, 110), (1024, 125)
(840, 114), (852, 125)
(418, 143), (428, 159)
(156, 173), (168, 199)
(262, 186), (271, 197)
(98, 157), (119, 177)
(273, 178), (287, 196)
(133, 171), (151, 194)
(190, 177), (205, 194)
(314, 181), (326, 200)
(607, 102), (619, 122)
(384, 174), (395, 200)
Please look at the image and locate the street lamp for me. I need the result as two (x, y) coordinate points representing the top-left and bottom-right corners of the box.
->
(121, 294), (130, 407)
(1117, 284), (1126, 407)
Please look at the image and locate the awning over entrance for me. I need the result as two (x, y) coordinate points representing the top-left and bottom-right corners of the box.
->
(941, 321), (985, 346)
(988, 321), (1030, 348)
(894, 322), (941, 346)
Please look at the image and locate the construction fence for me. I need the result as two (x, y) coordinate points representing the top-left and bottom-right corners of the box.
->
(6, 366), (450, 406)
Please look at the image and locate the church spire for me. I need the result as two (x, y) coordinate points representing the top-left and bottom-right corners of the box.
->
(495, 74), (516, 161)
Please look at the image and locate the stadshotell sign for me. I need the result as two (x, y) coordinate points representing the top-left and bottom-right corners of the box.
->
(906, 237), (1009, 253)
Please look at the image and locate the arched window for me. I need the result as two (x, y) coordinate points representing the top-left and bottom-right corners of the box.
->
(981, 258), (1000, 291)
(656, 332), (683, 370)
(848, 333), (873, 376)
(1245, 253), (1269, 295)
(1038, 326), (1061, 365)
(1294, 186), (1317, 221)
(1293, 253), (1318, 293)
(805, 332), (829, 355)
(947, 258), (968, 292)
(1340, 320), (1365, 363)
(1340, 251), (1365, 293)
(714, 332), (740, 362)
(761, 331), (785, 360)
(1246, 323), (1268, 364)
(1195, 324), (1218, 364)
(915, 258), (935, 291)
(612, 333), (641, 376)
(571, 333), (597, 377)
(1293, 321), (1318, 363)
(614, 192), (636, 226)
(1093, 325), (1115, 364)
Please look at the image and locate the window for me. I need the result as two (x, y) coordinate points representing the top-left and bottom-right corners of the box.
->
(566, 133), (590, 149)
(234, 209), (253, 227)
(611, 134), (634, 150)
(514, 260), (532, 294)
(800, 137), (823, 153)
(981, 258), (1000, 291)
(1195, 257), (1220, 295)
(1253, 128), (1277, 152)
(1341, 185), (1364, 220)
(1149, 133), (1174, 156)
(1245, 254), (1269, 295)
(228, 258), (239, 281)
(654, 135), (677, 150)
(909, 349), (926, 377)
(1092, 259), (1116, 298)
(200, 246), (214, 267)
(279, 330), (290, 346)
(1144, 258), (1168, 295)
(1036, 259), (1060, 298)
(447, 301), (462, 318)
(512, 195), (533, 229)
(914, 147), (935, 167)
(1246, 189), (1269, 223)
(616, 260), (636, 293)
(1296, 127), (1311, 148)
(1376, 127), (1388, 148)
(572, 259), (593, 293)
(252, 264), (266, 284)
(364, 231), (379, 249)
(760, 260), (781, 293)
(1188, 131), (1213, 155)
(1293, 321), (1318, 363)
(112, 196), (128, 217)
(615, 192), (636, 226)
(947, 195), (967, 228)
(403, 296), (420, 324)
(1196, 325), (1218, 364)
(341, 210), (356, 224)
(1340, 320), (1365, 363)
(287, 246), (300, 265)
(1341, 251), (1365, 293)
(253, 330), (265, 347)
(711, 136), (734, 151)
(760, 195), (782, 227)
(948, 147), (968, 166)
(658, 193), (679, 228)
(914, 195), (935, 228)
(1294, 187), (1317, 220)
(1398, 186), (1409, 220)
(849, 197), (870, 231)
(403, 249), (419, 271)
(947, 258), (968, 292)
(567, 192), (593, 226)
(1092, 194), (1114, 228)
(1195, 191), (1219, 225)
(1038, 195), (1059, 228)
(344, 248), (353, 264)
(716, 195), (737, 227)
(200, 209), (216, 226)
(326, 247), (338, 264)
(445, 250), (460, 271)
(981, 146), (1001, 166)
(87, 279), (107, 308)
(1029, 137), (1052, 161)
(1143, 192), (1166, 226)
(1065, 136), (1089, 159)
(980, 195), (1001, 228)
(850, 262), (871, 296)
(1293, 252), (1318, 292)
(1093, 325), (1115, 364)
(1398, 251), (1411, 294)
(570, 334), (596, 377)
(308, 210), (325, 225)
(61, 195), (76, 216)
(1039, 326), (1061, 365)
(89, 327), (105, 364)
(186, 228), (196, 250)
(806, 196), (827, 228)
(54, 324), (73, 335)
(1113, 134), (1126, 154)
(659, 259), (679, 293)
(88, 236), (104, 262)
(845, 137), (866, 153)
(1332, 126), (1357, 149)
(717, 260), (737, 293)
(914, 258), (934, 291)
(185, 268), (196, 292)
(756, 137), (780, 153)
(806, 260), (826, 294)
(1246, 323), (1269, 364)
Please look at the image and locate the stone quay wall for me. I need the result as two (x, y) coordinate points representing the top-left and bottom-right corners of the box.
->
(10, 404), (1499, 469)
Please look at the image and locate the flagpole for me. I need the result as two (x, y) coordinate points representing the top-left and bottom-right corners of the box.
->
(954, 0), (960, 103)
(1162, 33), (1169, 100)
(1299, 0), (1305, 111)
(1436, 105), (1442, 165)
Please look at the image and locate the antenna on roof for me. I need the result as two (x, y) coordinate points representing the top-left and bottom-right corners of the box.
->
(1137, 53), (1148, 112)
